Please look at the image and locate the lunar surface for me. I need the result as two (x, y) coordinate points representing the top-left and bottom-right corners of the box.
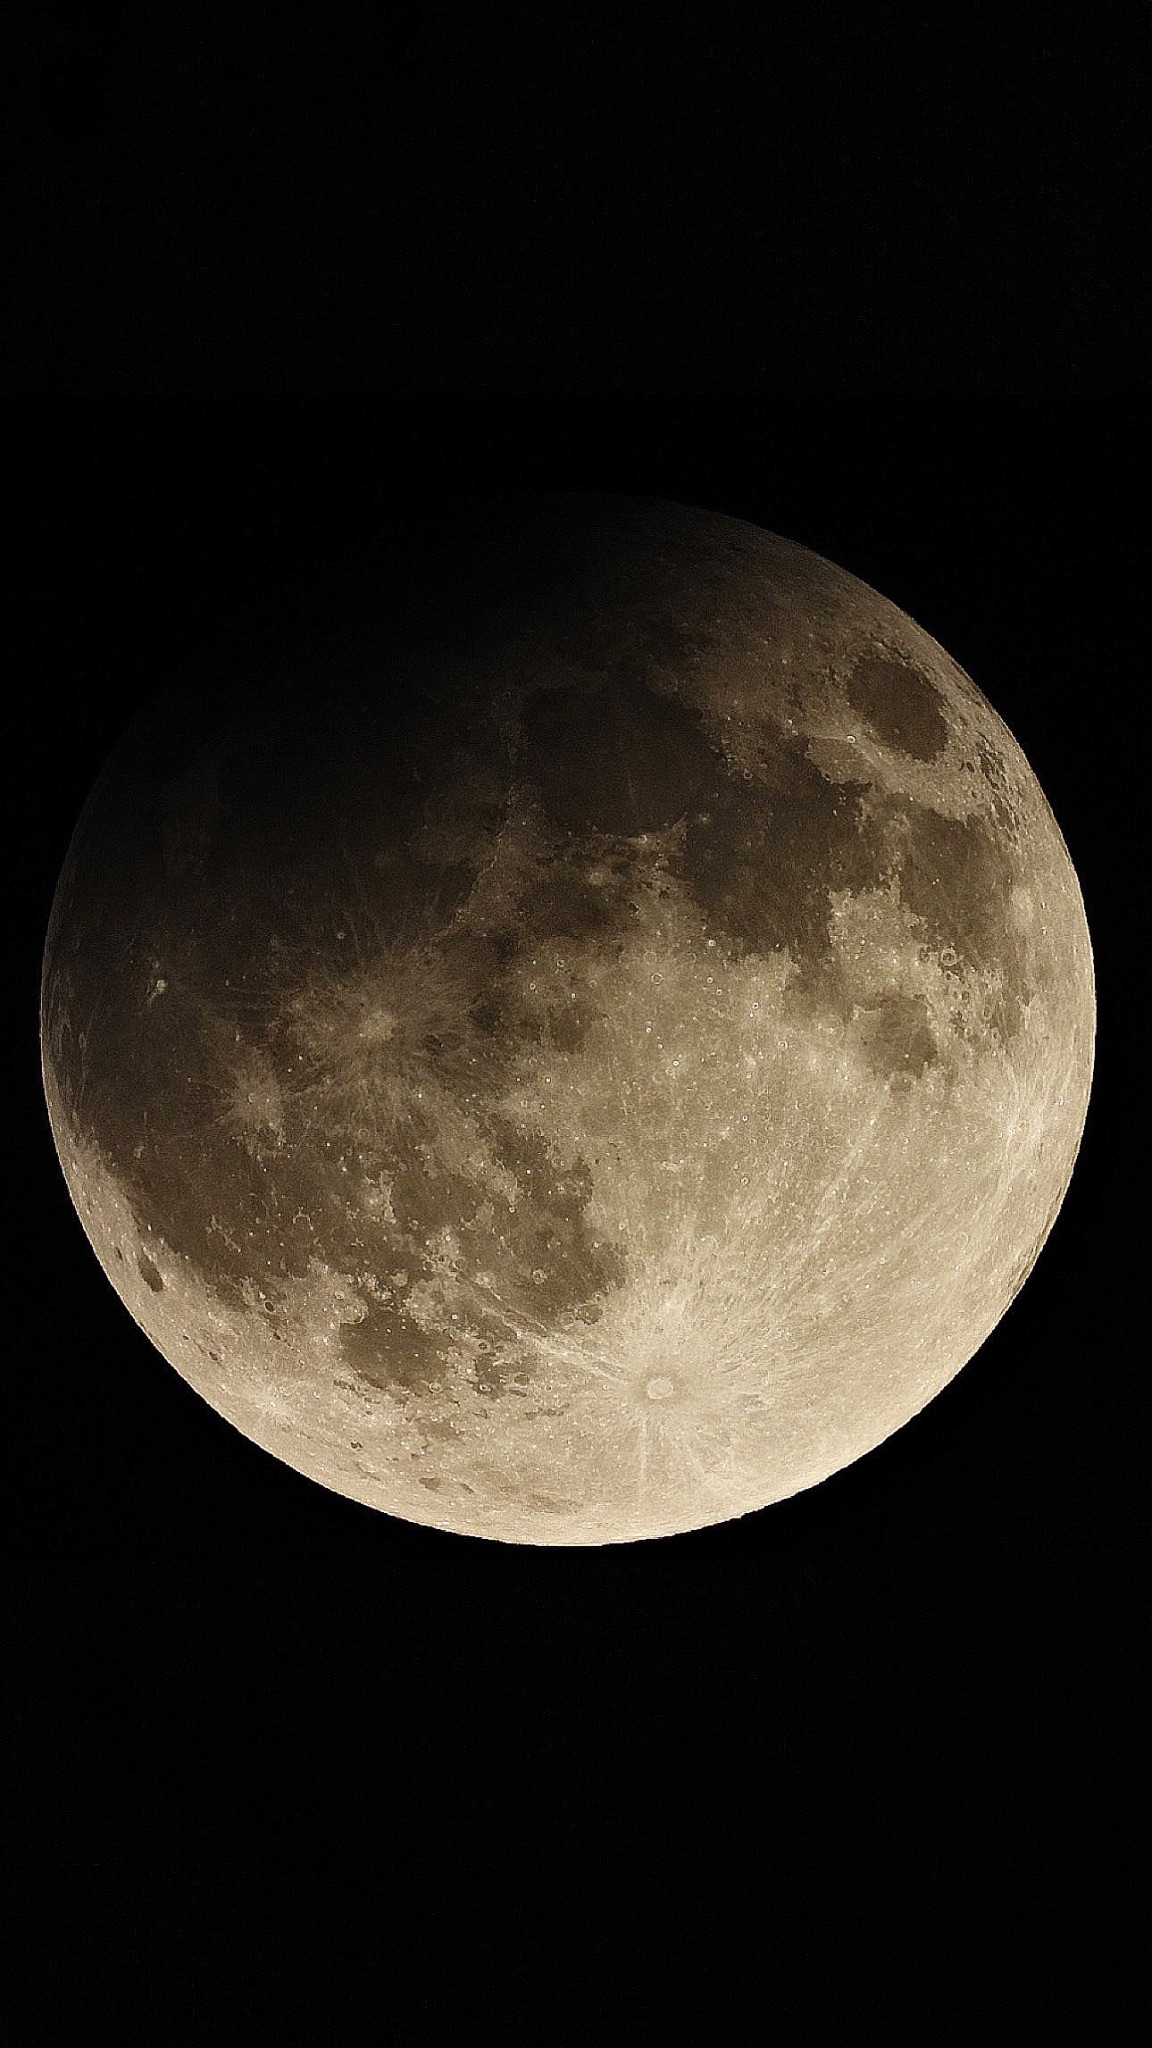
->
(41, 493), (1094, 1543)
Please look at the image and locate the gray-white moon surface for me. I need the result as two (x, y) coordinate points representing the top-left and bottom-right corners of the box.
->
(41, 494), (1094, 1543)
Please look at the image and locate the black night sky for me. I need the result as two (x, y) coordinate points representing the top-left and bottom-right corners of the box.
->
(7, 408), (1141, 2039)
(3, 13), (1142, 396)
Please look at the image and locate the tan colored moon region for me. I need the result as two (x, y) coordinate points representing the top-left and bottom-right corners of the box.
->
(41, 495), (1094, 1544)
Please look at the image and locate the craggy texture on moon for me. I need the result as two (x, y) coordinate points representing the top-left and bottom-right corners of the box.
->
(41, 495), (1095, 1543)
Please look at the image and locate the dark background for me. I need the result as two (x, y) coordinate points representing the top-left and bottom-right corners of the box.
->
(2, 10), (1145, 395)
(7, 408), (1141, 2039)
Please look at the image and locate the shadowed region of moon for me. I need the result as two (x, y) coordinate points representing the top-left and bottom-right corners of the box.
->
(41, 493), (1094, 1544)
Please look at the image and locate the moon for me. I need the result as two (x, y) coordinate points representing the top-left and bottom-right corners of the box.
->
(41, 493), (1094, 1544)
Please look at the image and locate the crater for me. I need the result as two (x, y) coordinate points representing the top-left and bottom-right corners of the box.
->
(844, 654), (948, 762)
(341, 1298), (449, 1399)
(854, 990), (940, 1085)
(136, 1250), (164, 1292)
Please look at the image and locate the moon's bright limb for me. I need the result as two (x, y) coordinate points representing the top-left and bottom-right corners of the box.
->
(41, 495), (1094, 1543)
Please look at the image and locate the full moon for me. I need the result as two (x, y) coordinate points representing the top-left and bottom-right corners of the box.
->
(41, 493), (1094, 1543)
